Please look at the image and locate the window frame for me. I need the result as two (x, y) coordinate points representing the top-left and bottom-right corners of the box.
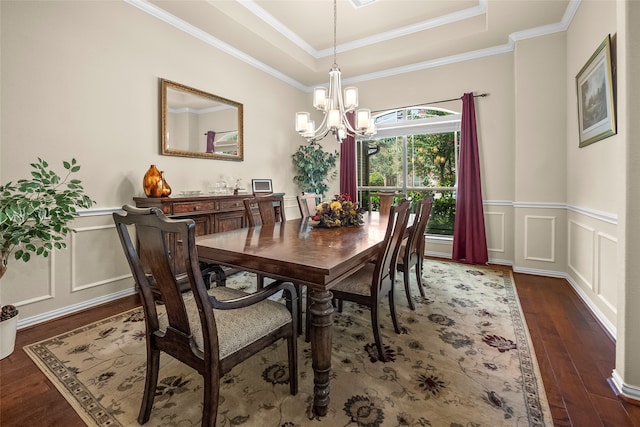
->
(358, 106), (461, 193)
(357, 106), (461, 236)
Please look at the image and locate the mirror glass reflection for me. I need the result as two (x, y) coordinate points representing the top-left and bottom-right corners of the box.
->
(161, 79), (243, 161)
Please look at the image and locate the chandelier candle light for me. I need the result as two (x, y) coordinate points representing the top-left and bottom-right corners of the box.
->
(295, 0), (376, 143)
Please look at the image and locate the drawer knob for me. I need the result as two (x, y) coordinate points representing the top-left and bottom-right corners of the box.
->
(194, 206), (200, 211)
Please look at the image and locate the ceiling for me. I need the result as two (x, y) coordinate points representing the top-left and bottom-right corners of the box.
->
(133, 0), (578, 90)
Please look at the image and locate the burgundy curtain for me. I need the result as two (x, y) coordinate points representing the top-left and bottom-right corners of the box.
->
(340, 112), (358, 203)
(206, 131), (216, 153)
(452, 93), (488, 264)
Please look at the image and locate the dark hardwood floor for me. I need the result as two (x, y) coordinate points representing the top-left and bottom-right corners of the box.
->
(1, 268), (639, 426)
(515, 271), (640, 426)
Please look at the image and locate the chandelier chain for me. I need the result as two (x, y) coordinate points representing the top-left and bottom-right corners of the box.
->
(333, 0), (337, 67)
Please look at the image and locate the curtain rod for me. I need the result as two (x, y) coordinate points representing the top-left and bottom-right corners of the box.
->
(372, 92), (488, 114)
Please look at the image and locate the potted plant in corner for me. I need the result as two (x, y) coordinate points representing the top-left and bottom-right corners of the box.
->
(0, 158), (94, 359)
(291, 140), (339, 197)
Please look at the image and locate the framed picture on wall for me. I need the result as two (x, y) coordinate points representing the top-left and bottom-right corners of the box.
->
(576, 34), (616, 148)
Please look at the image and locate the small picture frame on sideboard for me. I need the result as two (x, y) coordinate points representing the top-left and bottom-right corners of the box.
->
(251, 179), (273, 194)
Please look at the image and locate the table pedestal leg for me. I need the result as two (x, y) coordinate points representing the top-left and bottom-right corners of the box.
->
(309, 289), (334, 417)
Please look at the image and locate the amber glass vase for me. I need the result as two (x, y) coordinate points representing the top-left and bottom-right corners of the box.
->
(160, 171), (172, 197)
(143, 164), (164, 197)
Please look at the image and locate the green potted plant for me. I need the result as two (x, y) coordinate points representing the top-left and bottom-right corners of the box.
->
(291, 140), (339, 197)
(0, 158), (94, 359)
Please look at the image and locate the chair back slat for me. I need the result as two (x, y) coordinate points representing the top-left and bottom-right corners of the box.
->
(372, 199), (411, 297)
(297, 192), (321, 218)
(405, 197), (433, 262)
(244, 195), (285, 226)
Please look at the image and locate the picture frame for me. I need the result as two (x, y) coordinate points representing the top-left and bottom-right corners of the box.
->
(251, 179), (273, 194)
(576, 34), (616, 148)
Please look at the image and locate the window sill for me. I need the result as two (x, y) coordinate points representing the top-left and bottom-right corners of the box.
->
(426, 234), (453, 243)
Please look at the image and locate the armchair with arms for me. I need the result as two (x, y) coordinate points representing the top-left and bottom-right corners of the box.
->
(113, 205), (298, 426)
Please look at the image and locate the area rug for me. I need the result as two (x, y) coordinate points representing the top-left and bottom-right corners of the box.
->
(24, 260), (551, 426)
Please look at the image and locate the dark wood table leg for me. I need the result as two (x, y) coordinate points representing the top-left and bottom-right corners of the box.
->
(308, 289), (334, 417)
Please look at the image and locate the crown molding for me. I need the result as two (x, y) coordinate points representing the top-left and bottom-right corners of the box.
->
(125, 0), (308, 91)
(125, 0), (581, 92)
(237, 0), (316, 57)
(317, 0), (488, 58)
(510, 0), (580, 42)
(342, 41), (514, 86)
(237, 0), (487, 59)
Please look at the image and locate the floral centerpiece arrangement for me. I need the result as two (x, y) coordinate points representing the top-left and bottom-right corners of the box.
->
(312, 194), (364, 228)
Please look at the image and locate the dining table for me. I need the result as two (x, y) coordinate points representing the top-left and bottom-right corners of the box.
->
(195, 212), (394, 417)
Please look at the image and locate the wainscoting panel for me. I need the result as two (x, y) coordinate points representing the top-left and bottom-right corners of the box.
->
(568, 219), (595, 290)
(71, 224), (133, 292)
(284, 196), (303, 219)
(524, 215), (556, 262)
(564, 209), (619, 334)
(4, 253), (56, 308)
(486, 212), (505, 253)
(596, 232), (618, 314)
(5, 210), (135, 326)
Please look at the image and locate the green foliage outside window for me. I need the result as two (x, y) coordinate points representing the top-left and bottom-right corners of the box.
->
(360, 108), (459, 235)
(426, 192), (456, 235)
(369, 172), (384, 187)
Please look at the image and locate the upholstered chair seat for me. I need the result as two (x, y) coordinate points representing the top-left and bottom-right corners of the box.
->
(331, 264), (377, 297)
(157, 286), (292, 358)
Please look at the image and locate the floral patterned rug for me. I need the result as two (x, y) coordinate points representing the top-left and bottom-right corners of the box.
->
(24, 260), (551, 426)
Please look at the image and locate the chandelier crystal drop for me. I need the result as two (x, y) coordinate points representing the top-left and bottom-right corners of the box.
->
(295, 0), (376, 143)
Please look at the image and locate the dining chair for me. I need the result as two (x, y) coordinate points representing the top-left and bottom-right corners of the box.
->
(113, 205), (298, 427)
(396, 197), (433, 310)
(297, 192), (322, 218)
(329, 199), (411, 362)
(243, 194), (286, 226)
(243, 195), (303, 333)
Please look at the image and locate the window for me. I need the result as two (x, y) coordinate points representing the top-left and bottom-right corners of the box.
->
(357, 106), (461, 235)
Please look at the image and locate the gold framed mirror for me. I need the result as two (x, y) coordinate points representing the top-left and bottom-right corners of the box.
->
(161, 79), (243, 161)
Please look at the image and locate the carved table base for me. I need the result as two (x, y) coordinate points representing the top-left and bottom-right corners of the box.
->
(308, 289), (334, 416)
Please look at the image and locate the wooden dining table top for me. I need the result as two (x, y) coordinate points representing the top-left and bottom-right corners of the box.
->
(195, 212), (392, 290)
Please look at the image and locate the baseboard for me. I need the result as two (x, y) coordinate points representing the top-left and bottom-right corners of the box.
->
(16, 287), (137, 329)
(610, 370), (640, 405)
(511, 265), (617, 340)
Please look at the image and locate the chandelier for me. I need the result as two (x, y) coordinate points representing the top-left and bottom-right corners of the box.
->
(295, 0), (377, 143)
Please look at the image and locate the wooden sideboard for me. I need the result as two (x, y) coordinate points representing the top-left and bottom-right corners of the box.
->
(133, 194), (251, 288)
(134, 194), (249, 234)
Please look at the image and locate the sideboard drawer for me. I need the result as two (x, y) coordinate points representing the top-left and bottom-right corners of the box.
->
(217, 198), (245, 211)
(173, 201), (215, 214)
